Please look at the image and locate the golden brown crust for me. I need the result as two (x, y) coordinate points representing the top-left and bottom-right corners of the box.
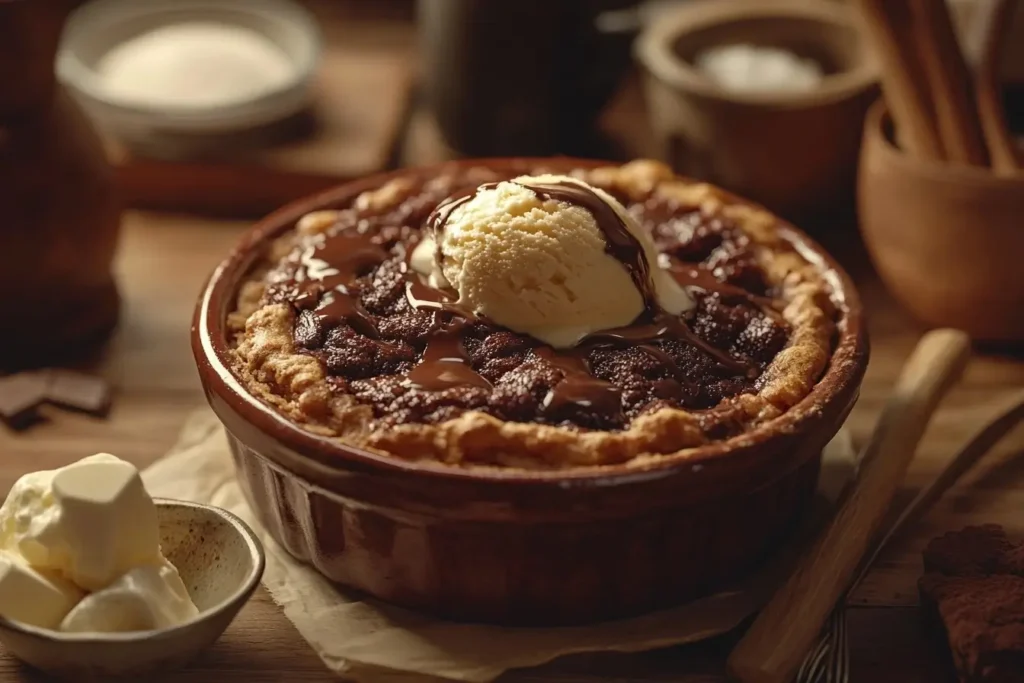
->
(227, 160), (835, 469)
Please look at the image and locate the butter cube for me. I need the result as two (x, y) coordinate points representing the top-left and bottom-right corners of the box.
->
(51, 460), (161, 591)
(0, 552), (83, 629)
(60, 560), (198, 633)
(0, 453), (132, 579)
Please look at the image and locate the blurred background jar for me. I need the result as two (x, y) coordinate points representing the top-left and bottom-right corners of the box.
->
(418, 0), (641, 157)
(634, 0), (878, 223)
(0, 0), (122, 369)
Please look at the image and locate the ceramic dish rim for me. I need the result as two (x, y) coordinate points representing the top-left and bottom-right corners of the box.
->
(192, 156), (869, 488)
(0, 499), (265, 644)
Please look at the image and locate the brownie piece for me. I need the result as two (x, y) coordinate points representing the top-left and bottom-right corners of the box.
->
(920, 525), (1024, 682)
(924, 525), (1024, 576)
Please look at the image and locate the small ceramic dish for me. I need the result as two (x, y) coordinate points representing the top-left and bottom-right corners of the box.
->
(56, 0), (322, 159)
(858, 101), (1024, 343)
(635, 0), (878, 220)
(0, 499), (265, 681)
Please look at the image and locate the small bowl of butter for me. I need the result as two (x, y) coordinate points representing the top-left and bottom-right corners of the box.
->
(0, 454), (265, 680)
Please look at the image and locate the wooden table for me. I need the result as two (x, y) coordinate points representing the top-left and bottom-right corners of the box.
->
(0, 208), (1020, 682)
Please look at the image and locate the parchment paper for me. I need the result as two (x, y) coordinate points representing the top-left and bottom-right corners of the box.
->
(142, 410), (857, 683)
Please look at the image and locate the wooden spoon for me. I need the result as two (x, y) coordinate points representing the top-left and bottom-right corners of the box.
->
(975, 0), (1020, 175)
(726, 328), (972, 683)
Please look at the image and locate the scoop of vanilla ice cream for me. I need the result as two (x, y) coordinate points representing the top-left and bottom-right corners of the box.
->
(0, 453), (162, 591)
(412, 175), (693, 347)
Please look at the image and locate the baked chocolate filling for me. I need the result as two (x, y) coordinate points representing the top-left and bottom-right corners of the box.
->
(263, 170), (791, 432)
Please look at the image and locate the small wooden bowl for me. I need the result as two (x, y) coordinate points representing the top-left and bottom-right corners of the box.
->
(859, 101), (1024, 343)
(635, 0), (878, 220)
(0, 500), (265, 681)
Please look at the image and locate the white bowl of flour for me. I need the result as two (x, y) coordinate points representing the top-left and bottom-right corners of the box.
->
(57, 0), (321, 158)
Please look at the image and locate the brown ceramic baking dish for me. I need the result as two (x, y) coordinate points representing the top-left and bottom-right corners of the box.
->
(192, 158), (868, 625)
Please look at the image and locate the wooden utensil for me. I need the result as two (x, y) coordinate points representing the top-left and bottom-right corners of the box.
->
(726, 328), (972, 683)
(850, 389), (1024, 591)
(794, 389), (1024, 683)
(908, 0), (989, 166)
(854, 0), (944, 160)
(975, 0), (1021, 175)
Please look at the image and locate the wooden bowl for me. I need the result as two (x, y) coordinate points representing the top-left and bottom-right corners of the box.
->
(634, 0), (878, 221)
(858, 101), (1024, 342)
(192, 158), (868, 626)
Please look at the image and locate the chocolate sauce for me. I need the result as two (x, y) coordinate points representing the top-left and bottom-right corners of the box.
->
(535, 347), (622, 418)
(426, 184), (495, 267)
(406, 322), (491, 391)
(663, 257), (782, 323)
(519, 180), (657, 309)
(584, 313), (756, 378)
(405, 277), (478, 320)
(282, 230), (390, 334)
(316, 287), (380, 338)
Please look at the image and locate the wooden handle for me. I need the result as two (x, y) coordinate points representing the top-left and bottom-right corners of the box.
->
(975, 0), (1020, 175)
(909, 0), (989, 166)
(849, 389), (1024, 593)
(855, 0), (944, 160)
(726, 328), (971, 683)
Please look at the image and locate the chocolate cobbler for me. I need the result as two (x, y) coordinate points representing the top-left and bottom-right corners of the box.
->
(227, 160), (836, 468)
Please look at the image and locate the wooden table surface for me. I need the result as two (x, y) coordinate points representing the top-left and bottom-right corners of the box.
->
(0, 209), (1020, 683)
(4, 2), (1019, 680)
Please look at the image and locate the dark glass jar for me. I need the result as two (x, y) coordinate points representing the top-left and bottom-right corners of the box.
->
(419, 0), (640, 157)
(0, 1), (121, 369)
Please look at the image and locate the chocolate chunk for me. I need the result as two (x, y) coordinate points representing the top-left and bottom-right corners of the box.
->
(46, 371), (112, 417)
(920, 525), (1024, 683)
(0, 373), (49, 430)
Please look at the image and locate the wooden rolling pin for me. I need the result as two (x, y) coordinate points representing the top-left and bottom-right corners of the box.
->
(726, 328), (972, 683)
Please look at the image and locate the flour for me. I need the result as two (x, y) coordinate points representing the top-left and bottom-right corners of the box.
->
(95, 22), (296, 109)
(695, 44), (824, 94)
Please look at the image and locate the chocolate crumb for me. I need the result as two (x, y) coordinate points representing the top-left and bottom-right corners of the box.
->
(920, 525), (1024, 682)
(0, 373), (49, 430)
(46, 371), (112, 417)
(924, 524), (1022, 576)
